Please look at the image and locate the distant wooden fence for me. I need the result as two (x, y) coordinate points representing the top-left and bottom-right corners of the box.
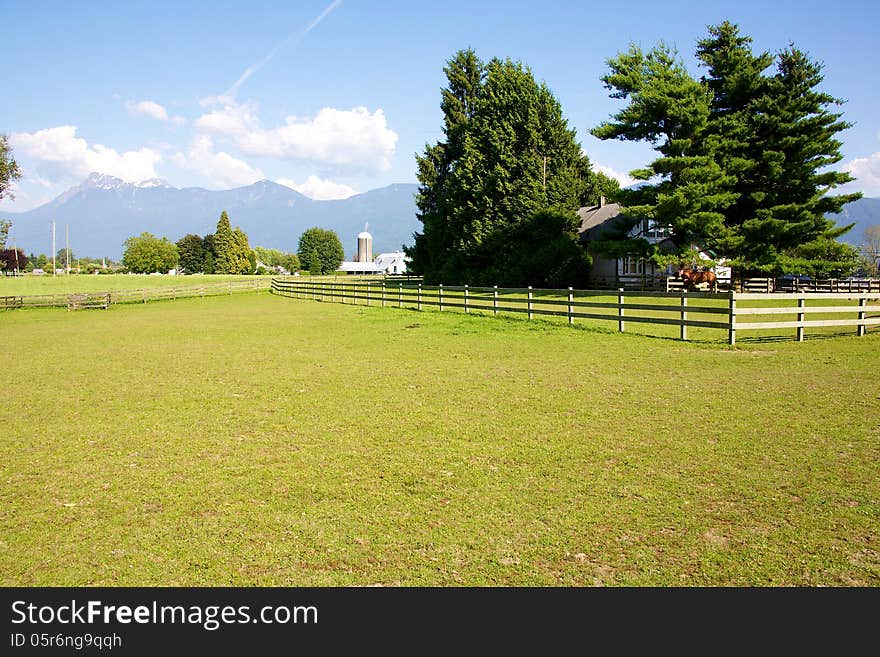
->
(588, 275), (880, 294)
(67, 293), (110, 311)
(1, 295), (23, 310)
(6, 279), (272, 310)
(271, 278), (880, 344)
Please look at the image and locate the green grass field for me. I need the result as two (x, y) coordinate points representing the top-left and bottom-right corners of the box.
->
(0, 273), (268, 295)
(2, 291), (878, 585)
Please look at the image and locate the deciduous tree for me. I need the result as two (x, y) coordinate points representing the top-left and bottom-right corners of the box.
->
(297, 228), (344, 275)
(122, 232), (179, 274)
(176, 234), (207, 274)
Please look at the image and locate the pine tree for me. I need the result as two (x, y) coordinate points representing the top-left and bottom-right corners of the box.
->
(591, 43), (736, 262)
(213, 211), (235, 274)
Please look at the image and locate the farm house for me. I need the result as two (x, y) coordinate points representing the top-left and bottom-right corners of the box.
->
(578, 197), (731, 288)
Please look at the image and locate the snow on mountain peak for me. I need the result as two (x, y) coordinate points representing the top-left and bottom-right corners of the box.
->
(83, 172), (126, 190)
(136, 178), (172, 189)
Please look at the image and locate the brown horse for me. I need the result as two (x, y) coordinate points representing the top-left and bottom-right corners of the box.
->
(678, 267), (718, 292)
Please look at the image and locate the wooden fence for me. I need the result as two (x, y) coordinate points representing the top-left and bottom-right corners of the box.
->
(6, 279), (272, 310)
(271, 278), (880, 344)
(1, 295), (23, 310)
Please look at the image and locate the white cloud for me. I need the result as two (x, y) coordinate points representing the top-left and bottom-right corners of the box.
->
(11, 126), (161, 182)
(195, 100), (397, 174)
(126, 100), (186, 125)
(172, 135), (263, 188)
(276, 175), (357, 200)
(844, 152), (880, 195)
(591, 162), (637, 188)
(126, 100), (168, 121)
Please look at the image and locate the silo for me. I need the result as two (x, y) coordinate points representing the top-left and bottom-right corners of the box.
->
(357, 228), (373, 263)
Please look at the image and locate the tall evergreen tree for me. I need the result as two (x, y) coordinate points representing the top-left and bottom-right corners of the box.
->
(409, 49), (595, 286)
(408, 49), (484, 282)
(232, 227), (254, 274)
(591, 43), (736, 261)
(213, 211), (235, 274)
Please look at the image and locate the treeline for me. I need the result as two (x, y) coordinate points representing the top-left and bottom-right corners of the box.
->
(121, 212), (347, 276)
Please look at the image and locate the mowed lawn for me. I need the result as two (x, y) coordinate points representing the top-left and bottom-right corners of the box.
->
(2, 292), (878, 586)
(0, 273), (268, 295)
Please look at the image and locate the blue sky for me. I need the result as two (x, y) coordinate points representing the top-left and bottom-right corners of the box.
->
(2, 0), (879, 211)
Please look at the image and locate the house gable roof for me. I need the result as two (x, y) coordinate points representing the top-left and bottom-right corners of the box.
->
(577, 202), (632, 241)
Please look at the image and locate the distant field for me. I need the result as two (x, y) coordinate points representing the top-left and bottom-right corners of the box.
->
(1, 293), (878, 585)
(0, 273), (268, 295)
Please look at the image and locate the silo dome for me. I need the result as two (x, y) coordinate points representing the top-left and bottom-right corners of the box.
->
(356, 227), (373, 263)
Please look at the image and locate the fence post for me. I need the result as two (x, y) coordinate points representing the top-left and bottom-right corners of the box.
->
(528, 286), (533, 320)
(797, 297), (805, 342)
(398, 283), (402, 308)
(617, 288), (625, 333)
(858, 297), (866, 337)
(464, 285), (469, 314)
(418, 283), (422, 310)
(142, 289), (146, 304)
(680, 291), (688, 341)
(728, 290), (737, 346)
(493, 286), (498, 316)
(439, 284), (444, 311)
(568, 287), (574, 326)
(367, 282), (371, 306)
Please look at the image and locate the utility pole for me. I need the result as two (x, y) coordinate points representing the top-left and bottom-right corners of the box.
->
(66, 224), (70, 273)
(52, 221), (56, 277)
(13, 237), (19, 273)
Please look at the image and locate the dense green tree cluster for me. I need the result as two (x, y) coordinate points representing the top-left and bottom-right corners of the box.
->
(122, 233), (179, 273)
(407, 49), (603, 286)
(173, 211), (256, 274)
(590, 22), (861, 276)
(297, 228), (344, 275)
(176, 234), (207, 274)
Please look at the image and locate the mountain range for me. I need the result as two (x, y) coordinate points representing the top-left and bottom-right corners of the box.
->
(4, 173), (422, 259)
(3, 173), (877, 259)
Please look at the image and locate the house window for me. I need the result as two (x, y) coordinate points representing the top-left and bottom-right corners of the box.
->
(644, 221), (670, 239)
(622, 255), (643, 275)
